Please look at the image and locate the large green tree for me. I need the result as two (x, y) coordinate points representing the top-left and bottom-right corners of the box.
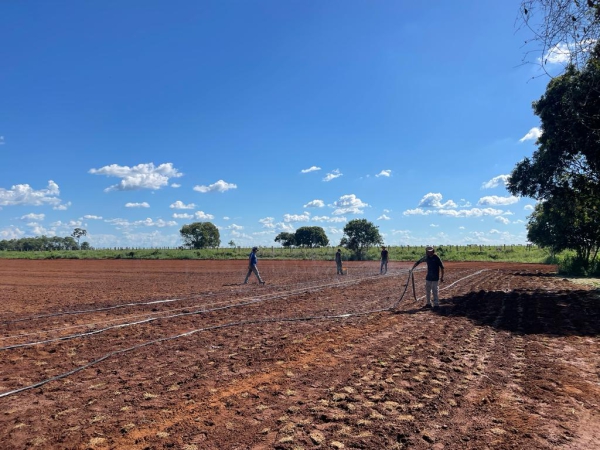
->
(526, 187), (600, 266)
(294, 226), (329, 248)
(508, 47), (600, 269)
(71, 228), (87, 248)
(180, 222), (221, 249)
(339, 219), (382, 259)
(274, 232), (296, 248)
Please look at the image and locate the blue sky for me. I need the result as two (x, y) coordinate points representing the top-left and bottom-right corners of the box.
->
(1, 1), (558, 248)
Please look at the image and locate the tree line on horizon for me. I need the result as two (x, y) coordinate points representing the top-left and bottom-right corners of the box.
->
(178, 218), (384, 260)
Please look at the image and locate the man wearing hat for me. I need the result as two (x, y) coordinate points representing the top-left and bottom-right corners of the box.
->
(412, 246), (444, 309)
(244, 246), (265, 285)
(380, 246), (389, 274)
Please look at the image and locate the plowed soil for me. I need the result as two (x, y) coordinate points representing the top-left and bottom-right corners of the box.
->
(1, 259), (599, 450)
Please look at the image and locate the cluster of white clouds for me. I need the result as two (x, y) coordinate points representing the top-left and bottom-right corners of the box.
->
(1, 145), (539, 246)
(193, 179), (237, 193)
(0, 180), (62, 208)
(400, 173), (527, 227)
(300, 166), (393, 181)
(89, 162), (183, 192)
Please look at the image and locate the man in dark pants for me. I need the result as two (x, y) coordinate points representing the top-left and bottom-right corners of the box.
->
(412, 246), (444, 309)
(335, 248), (344, 275)
(380, 246), (389, 274)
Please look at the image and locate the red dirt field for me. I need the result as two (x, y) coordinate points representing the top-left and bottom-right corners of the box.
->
(1, 259), (600, 450)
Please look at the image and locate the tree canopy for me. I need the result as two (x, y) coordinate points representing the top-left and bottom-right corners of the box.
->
(179, 222), (221, 249)
(339, 219), (382, 259)
(71, 228), (87, 247)
(508, 47), (600, 271)
(0, 235), (79, 251)
(274, 232), (296, 248)
(526, 187), (600, 267)
(294, 226), (329, 248)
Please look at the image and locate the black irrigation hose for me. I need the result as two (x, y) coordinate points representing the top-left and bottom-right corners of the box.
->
(392, 269), (418, 309)
(1, 268), (397, 325)
(0, 270), (409, 350)
(0, 268), (487, 399)
(0, 310), (388, 399)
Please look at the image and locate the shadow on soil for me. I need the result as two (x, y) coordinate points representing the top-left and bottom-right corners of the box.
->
(438, 288), (600, 337)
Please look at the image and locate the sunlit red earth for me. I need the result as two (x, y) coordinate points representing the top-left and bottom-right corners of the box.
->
(1, 259), (599, 449)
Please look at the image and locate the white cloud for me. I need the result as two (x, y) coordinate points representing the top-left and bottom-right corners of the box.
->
(327, 226), (344, 235)
(105, 218), (178, 228)
(170, 200), (195, 210)
(252, 230), (275, 237)
(125, 202), (150, 208)
(21, 213), (45, 221)
(438, 207), (504, 217)
(83, 215), (102, 220)
(304, 199), (325, 208)
(171, 183), (181, 188)
(173, 213), (194, 219)
(477, 195), (519, 206)
(0, 180), (61, 207)
(53, 202), (71, 211)
(405, 207), (505, 217)
(323, 169), (342, 182)
(519, 127), (542, 142)
(301, 166), (321, 173)
(418, 193), (457, 209)
(378, 214), (391, 220)
(193, 180), (237, 193)
(283, 212), (311, 223)
(223, 216), (230, 220)
(0, 226), (25, 239)
(524, 204), (534, 211)
(275, 222), (296, 232)
(403, 208), (434, 216)
(481, 175), (510, 189)
(194, 211), (215, 220)
(259, 217), (275, 228)
(0, 136), (4, 145)
(89, 162), (183, 192)
(495, 216), (510, 225)
(312, 216), (347, 223)
(375, 170), (392, 178)
(331, 194), (369, 215)
(540, 43), (571, 65)
(227, 224), (243, 230)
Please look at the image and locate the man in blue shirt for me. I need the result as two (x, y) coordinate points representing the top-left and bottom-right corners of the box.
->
(412, 246), (444, 309)
(244, 246), (265, 285)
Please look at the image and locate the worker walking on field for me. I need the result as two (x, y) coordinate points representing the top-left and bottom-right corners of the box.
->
(335, 248), (344, 275)
(380, 246), (389, 274)
(244, 246), (265, 285)
(412, 246), (444, 310)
